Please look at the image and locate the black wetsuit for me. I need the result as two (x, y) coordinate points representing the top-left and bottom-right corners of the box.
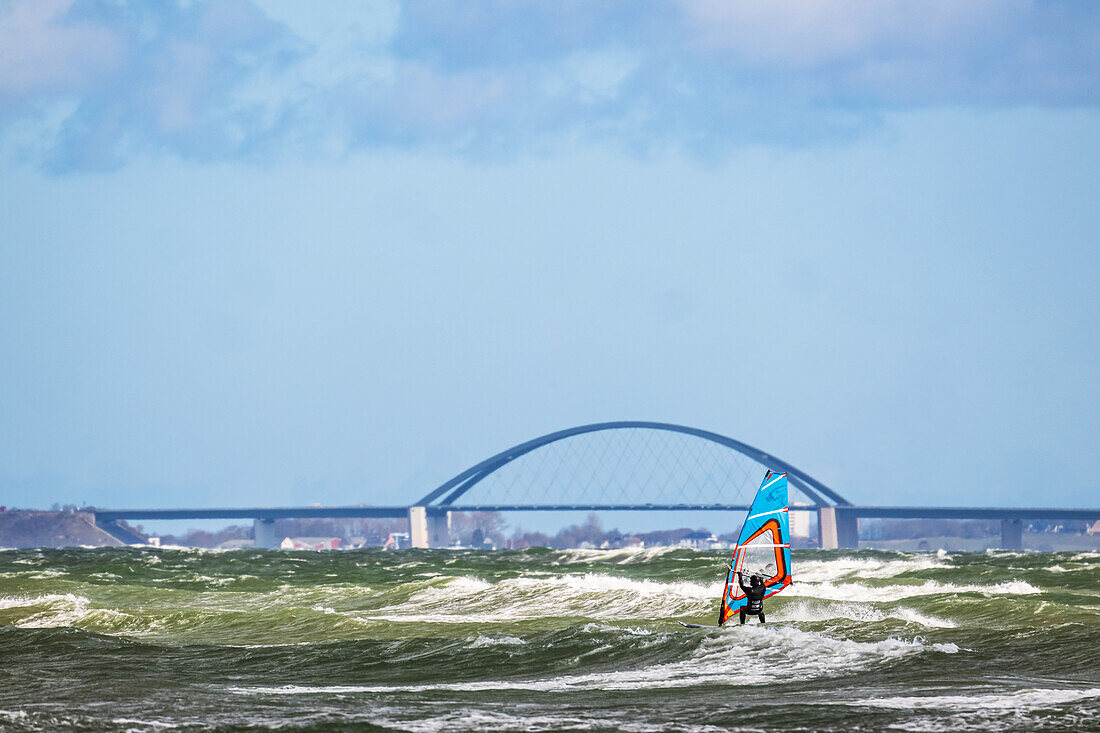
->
(738, 574), (767, 624)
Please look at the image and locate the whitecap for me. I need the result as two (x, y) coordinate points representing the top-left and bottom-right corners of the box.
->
(856, 687), (1100, 711)
(352, 706), (726, 733)
(25, 570), (66, 578)
(786, 579), (1041, 603)
(778, 600), (957, 628)
(550, 546), (688, 565)
(230, 625), (957, 695)
(467, 634), (526, 648)
(358, 573), (718, 623)
(110, 717), (181, 729)
(0, 592), (91, 611)
(794, 555), (949, 583)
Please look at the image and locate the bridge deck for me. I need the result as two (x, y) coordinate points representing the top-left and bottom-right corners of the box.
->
(95, 507), (410, 521)
(94, 505), (1100, 521)
(837, 506), (1100, 521)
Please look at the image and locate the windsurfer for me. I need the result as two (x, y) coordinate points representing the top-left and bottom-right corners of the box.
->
(737, 571), (766, 624)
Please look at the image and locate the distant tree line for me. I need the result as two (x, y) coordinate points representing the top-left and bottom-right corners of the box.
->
(507, 513), (711, 549)
(860, 518), (1090, 540)
(100, 512), (1099, 549)
(156, 517), (408, 548)
(150, 512), (717, 549)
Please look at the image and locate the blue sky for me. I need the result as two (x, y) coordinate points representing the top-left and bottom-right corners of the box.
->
(1, 1), (1098, 532)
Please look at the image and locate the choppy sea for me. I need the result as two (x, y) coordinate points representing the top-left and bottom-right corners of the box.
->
(0, 546), (1097, 731)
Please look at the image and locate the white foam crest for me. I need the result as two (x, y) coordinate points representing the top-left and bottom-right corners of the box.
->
(361, 573), (719, 623)
(578, 622), (658, 636)
(891, 608), (959, 628)
(179, 581), (381, 614)
(1043, 562), (1099, 576)
(795, 555), (948, 583)
(787, 579), (1041, 603)
(467, 634), (526, 648)
(357, 706), (725, 733)
(983, 549), (1034, 562)
(778, 600), (957, 628)
(232, 625), (956, 695)
(110, 718), (181, 729)
(25, 570), (66, 579)
(5, 593), (137, 630)
(858, 687), (1100, 711)
(1070, 552), (1100, 561)
(0, 593), (91, 612)
(356, 572), (1040, 625)
(211, 574), (260, 585)
(156, 545), (241, 554)
(550, 546), (689, 565)
(0, 582), (393, 636)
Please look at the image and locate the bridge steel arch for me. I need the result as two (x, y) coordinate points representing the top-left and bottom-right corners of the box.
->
(416, 421), (850, 509)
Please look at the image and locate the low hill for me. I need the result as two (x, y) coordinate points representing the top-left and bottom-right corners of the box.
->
(0, 511), (124, 548)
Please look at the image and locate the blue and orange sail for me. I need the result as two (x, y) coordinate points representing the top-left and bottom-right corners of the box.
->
(718, 471), (793, 625)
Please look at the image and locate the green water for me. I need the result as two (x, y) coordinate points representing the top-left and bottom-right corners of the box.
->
(0, 546), (1097, 731)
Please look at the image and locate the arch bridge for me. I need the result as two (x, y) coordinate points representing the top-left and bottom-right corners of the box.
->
(407, 421), (851, 548)
(93, 421), (1099, 551)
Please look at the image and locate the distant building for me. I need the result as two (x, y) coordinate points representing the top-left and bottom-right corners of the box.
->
(599, 535), (644, 549)
(679, 531), (718, 549)
(790, 503), (810, 538)
(383, 532), (411, 550)
(280, 537), (342, 551)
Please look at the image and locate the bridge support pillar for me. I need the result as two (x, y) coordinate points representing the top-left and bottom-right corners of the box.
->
(254, 518), (278, 549)
(1000, 519), (1023, 550)
(819, 507), (859, 550)
(409, 507), (450, 548)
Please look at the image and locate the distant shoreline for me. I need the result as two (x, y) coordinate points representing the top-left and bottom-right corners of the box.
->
(0, 510), (124, 548)
(2, 509), (1099, 552)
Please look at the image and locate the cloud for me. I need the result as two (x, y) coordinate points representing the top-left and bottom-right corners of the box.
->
(2, 0), (1099, 170)
(0, 0), (306, 170)
(674, 0), (1100, 106)
(0, 0), (124, 98)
